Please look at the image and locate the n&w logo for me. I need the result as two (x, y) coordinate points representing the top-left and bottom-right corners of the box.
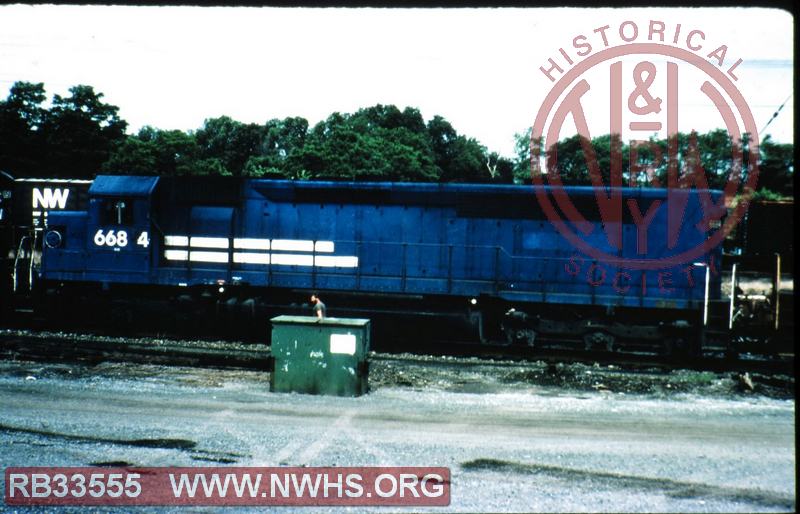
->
(32, 188), (70, 210)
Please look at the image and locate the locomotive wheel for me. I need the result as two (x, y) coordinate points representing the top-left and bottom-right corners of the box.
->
(664, 337), (696, 360)
(724, 348), (740, 361)
(519, 329), (536, 347)
(503, 327), (536, 347)
(110, 304), (134, 328)
(583, 331), (616, 352)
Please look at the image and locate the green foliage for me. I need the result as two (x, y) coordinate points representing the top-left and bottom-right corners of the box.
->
(43, 85), (128, 178)
(293, 106), (438, 182)
(427, 114), (490, 183)
(104, 126), (200, 176)
(103, 136), (156, 175)
(527, 133), (628, 186)
(486, 152), (514, 183)
(0, 81), (48, 177)
(512, 128), (532, 183)
(194, 157), (230, 176)
(104, 105), (497, 183)
(260, 116), (308, 172)
(0, 79), (792, 194)
(195, 116), (264, 177)
(757, 135), (793, 198)
(0, 82), (127, 179)
(750, 188), (787, 202)
(518, 127), (792, 197)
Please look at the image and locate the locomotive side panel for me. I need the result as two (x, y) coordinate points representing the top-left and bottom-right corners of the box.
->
(42, 177), (722, 308)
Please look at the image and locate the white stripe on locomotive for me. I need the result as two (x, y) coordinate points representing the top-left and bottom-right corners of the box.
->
(162, 235), (356, 267)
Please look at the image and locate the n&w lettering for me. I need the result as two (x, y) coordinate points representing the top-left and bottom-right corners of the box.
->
(32, 188), (70, 209)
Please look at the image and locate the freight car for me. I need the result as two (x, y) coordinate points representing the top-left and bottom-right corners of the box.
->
(738, 199), (794, 261)
(0, 171), (91, 317)
(725, 199), (794, 355)
(35, 175), (725, 354)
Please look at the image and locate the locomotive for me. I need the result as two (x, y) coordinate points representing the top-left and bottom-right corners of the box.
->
(0, 171), (92, 315)
(24, 174), (732, 353)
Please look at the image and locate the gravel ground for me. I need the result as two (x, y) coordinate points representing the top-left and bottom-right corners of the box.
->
(0, 358), (794, 513)
(2, 328), (793, 399)
(0, 328), (268, 353)
(369, 353), (794, 399)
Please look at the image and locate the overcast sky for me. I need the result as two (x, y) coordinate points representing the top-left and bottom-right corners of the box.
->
(0, 6), (793, 157)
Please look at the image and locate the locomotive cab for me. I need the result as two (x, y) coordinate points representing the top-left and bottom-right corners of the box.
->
(43, 176), (158, 286)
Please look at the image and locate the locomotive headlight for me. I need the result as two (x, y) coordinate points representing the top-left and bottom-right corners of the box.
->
(44, 229), (63, 249)
(470, 298), (478, 305)
(218, 287), (225, 294)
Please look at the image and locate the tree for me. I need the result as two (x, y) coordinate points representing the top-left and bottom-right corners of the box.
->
(518, 128), (794, 198)
(251, 116), (309, 177)
(0, 81), (48, 177)
(486, 152), (514, 183)
(292, 106), (443, 182)
(195, 116), (265, 176)
(104, 126), (200, 176)
(426, 115), (490, 182)
(103, 136), (156, 175)
(42, 85), (127, 178)
(536, 133), (592, 185)
(512, 127), (533, 184)
(758, 135), (793, 197)
(695, 129), (737, 190)
(114, 105), (502, 183)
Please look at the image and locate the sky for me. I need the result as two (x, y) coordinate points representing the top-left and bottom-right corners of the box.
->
(0, 6), (793, 157)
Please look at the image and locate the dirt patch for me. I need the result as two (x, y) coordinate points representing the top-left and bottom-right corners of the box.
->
(88, 460), (134, 467)
(369, 354), (794, 399)
(462, 458), (795, 510)
(0, 423), (244, 463)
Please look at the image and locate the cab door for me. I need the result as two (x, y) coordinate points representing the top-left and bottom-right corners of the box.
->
(87, 195), (152, 278)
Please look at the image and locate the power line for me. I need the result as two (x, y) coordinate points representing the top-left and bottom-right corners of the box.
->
(759, 92), (793, 136)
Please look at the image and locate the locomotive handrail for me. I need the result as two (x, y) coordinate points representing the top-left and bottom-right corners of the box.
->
(329, 239), (582, 290)
(28, 230), (39, 292)
(12, 235), (30, 293)
(328, 238), (575, 265)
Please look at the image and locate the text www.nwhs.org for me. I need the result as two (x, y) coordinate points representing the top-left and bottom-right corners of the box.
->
(170, 471), (446, 499)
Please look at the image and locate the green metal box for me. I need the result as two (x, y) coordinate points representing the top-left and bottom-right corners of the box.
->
(269, 315), (370, 397)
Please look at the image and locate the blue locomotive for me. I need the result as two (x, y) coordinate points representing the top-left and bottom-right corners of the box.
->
(34, 175), (723, 353)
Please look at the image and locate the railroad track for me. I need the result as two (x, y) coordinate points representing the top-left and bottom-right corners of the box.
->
(0, 328), (793, 378)
(0, 330), (270, 370)
(396, 338), (794, 375)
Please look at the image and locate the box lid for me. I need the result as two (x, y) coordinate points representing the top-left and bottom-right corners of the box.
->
(270, 315), (370, 328)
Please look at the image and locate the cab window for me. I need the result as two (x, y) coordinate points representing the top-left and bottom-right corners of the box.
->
(101, 198), (134, 225)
